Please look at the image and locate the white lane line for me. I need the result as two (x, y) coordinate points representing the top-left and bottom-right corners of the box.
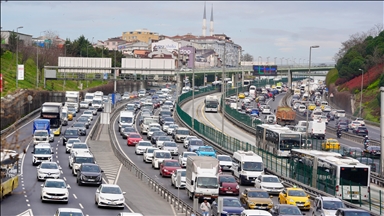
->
(24, 195), (27, 198)
(124, 203), (135, 212)
(27, 204), (30, 207)
(112, 114), (134, 163)
(60, 170), (63, 174)
(113, 163), (123, 185)
(25, 199), (29, 202)
(63, 177), (67, 181)
(79, 203), (84, 209)
(5, 116), (38, 138)
(20, 141), (32, 176)
(73, 194), (78, 199)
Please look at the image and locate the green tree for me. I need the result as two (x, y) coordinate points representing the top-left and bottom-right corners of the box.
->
(8, 31), (17, 53)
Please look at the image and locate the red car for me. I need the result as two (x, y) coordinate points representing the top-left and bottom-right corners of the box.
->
(159, 160), (181, 177)
(219, 174), (239, 196)
(127, 133), (143, 146)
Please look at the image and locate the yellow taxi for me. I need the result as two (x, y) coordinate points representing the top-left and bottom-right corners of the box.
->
(67, 113), (73, 121)
(238, 92), (245, 99)
(321, 138), (340, 151)
(307, 104), (316, 111)
(278, 187), (311, 210)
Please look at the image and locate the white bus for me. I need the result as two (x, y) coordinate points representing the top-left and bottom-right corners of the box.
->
(256, 124), (302, 157)
(289, 149), (370, 201)
(243, 80), (251, 87)
(204, 95), (219, 113)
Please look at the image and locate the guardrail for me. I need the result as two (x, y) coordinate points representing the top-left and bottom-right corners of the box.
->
(0, 108), (41, 136)
(175, 85), (382, 215)
(107, 99), (201, 216)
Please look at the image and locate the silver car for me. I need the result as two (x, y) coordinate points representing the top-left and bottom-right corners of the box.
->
(143, 147), (159, 163)
(162, 141), (178, 156)
(37, 161), (61, 181)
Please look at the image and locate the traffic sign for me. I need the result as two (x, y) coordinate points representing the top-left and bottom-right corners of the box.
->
(330, 93), (334, 98)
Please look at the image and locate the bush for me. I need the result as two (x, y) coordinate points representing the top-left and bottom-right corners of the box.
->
(380, 74), (384, 88)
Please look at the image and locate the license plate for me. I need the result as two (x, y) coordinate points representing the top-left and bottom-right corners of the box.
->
(226, 191), (233, 194)
(88, 179), (95, 181)
(297, 204), (303, 206)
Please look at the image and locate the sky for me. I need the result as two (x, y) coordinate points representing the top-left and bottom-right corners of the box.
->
(1, 1), (383, 65)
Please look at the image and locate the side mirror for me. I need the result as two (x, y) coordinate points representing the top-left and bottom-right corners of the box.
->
(96, 189), (100, 193)
(41, 184), (44, 187)
(51, 152), (54, 154)
(122, 192), (126, 195)
(67, 185), (71, 189)
(31, 151), (35, 154)
(37, 166), (40, 169)
(237, 167), (241, 172)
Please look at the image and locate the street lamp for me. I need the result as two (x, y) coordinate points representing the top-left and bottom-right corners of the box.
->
(274, 57), (277, 65)
(16, 26), (23, 88)
(292, 58), (296, 67)
(266, 57), (270, 65)
(258, 56), (262, 65)
(359, 69), (364, 117)
(305, 45), (319, 149)
(280, 58), (284, 66)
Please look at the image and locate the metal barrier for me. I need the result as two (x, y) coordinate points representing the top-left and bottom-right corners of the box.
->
(175, 85), (383, 216)
(107, 98), (201, 216)
(0, 108), (41, 136)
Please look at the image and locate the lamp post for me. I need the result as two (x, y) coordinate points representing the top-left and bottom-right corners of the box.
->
(37, 30), (46, 89)
(258, 56), (262, 65)
(274, 57), (277, 65)
(280, 58), (284, 66)
(16, 26), (23, 88)
(192, 47), (196, 130)
(305, 45), (319, 149)
(359, 69), (364, 117)
(292, 58), (296, 67)
(285, 58), (289, 66)
(222, 42), (226, 134)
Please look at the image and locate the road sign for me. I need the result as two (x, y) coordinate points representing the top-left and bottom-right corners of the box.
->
(330, 93), (334, 98)
(18, 64), (24, 80)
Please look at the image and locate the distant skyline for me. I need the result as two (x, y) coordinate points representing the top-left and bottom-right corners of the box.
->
(2, 1), (383, 65)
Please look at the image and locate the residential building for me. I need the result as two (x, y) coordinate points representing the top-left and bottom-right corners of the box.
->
(118, 41), (150, 56)
(103, 37), (127, 50)
(122, 29), (159, 44)
(1, 30), (33, 46)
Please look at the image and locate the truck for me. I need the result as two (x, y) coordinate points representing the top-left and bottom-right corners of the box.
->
(275, 106), (296, 126)
(186, 156), (220, 203)
(65, 91), (80, 112)
(33, 119), (51, 144)
(84, 92), (95, 105)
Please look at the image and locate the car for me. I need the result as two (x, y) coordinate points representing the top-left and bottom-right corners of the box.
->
(343, 147), (364, 158)
(323, 105), (332, 112)
(122, 92), (130, 100)
(216, 155), (232, 171)
(180, 67), (192, 71)
(297, 105), (306, 113)
(187, 139), (205, 152)
(41, 179), (70, 203)
(82, 110), (94, 121)
(152, 150), (172, 169)
(242, 210), (272, 216)
(155, 136), (173, 148)
(68, 107), (77, 117)
(312, 196), (346, 216)
(348, 121), (362, 131)
(147, 127), (161, 139)
(319, 116), (328, 125)
(238, 92), (246, 99)
(62, 128), (80, 145)
(335, 208), (370, 216)
(135, 141), (152, 155)
(32, 143), (53, 166)
(37, 161), (61, 181)
(218, 174), (240, 196)
(307, 104), (316, 111)
(321, 139), (340, 151)
(127, 133), (143, 146)
(143, 147), (159, 163)
(195, 146), (216, 157)
(159, 159), (181, 177)
(178, 152), (197, 168)
(121, 126), (136, 139)
(54, 208), (84, 216)
(183, 136), (198, 148)
(254, 175), (284, 195)
(270, 204), (303, 216)
(240, 188), (274, 210)
(77, 116), (90, 129)
(151, 131), (167, 144)
(65, 138), (81, 153)
(95, 184), (126, 208)
(166, 124), (178, 135)
(353, 126), (368, 136)
(71, 122), (87, 136)
(336, 122), (348, 132)
(211, 197), (245, 216)
(363, 146), (381, 157)
(76, 163), (103, 186)
(278, 187), (310, 210)
(171, 168), (186, 188)
(88, 106), (98, 115)
(69, 142), (90, 155)
(354, 118), (366, 126)
(69, 151), (95, 174)
(80, 101), (89, 109)
(162, 121), (174, 132)
(162, 141), (179, 155)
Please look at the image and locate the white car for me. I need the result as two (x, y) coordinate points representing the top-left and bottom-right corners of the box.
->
(152, 150), (172, 169)
(54, 208), (84, 216)
(298, 105), (306, 113)
(162, 141), (178, 156)
(216, 155), (232, 171)
(79, 101), (89, 109)
(65, 138), (81, 153)
(135, 141), (152, 155)
(354, 118), (365, 126)
(69, 143), (89, 155)
(156, 136), (172, 148)
(323, 105), (332, 112)
(95, 184), (126, 208)
(162, 121), (173, 132)
(166, 124), (178, 135)
(82, 111), (94, 121)
(37, 162), (61, 181)
(183, 136), (197, 148)
(143, 147), (159, 163)
(320, 116), (328, 125)
(254, 175), (284, 194)
(171, 169), (186, 189)
(41, 179), (70, 203)
(178, 152), (197, 168)
(261, 105), (271, 114)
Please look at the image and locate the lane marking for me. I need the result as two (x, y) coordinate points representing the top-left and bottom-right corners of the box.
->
(5, 116), (38, 138)
(79, 203), (84, 209)
(73, 194), (78, 199)
(63, 177), (66, 181)
(20, 141), (32, 176)
(200, 101), (229, 136)
(113, 163), (123, 185)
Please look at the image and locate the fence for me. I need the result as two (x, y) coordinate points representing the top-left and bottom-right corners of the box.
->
(175, 80), (383, 215)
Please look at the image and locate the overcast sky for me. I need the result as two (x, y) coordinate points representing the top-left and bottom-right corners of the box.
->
(2, 1), (383, 65)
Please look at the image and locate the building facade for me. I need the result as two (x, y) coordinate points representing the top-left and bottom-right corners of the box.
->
(122, 29), (159, 44)
(1, 30), (33, 46)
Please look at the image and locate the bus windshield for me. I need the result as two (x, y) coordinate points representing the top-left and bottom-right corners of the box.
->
(49, 119), (61, 128)
(340, 167), (369, 186)
(205, 101), (218, 108)
(279, 134), (301, 150)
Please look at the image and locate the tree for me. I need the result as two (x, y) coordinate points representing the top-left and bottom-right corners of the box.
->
(8, 31), (17, 53)
(242, 53), (253, 61)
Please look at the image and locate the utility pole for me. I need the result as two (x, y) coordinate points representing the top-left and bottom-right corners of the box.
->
(114, 49), (117, 93)
(380, 87), (384, 176)
(36, 45), (39, 88)
(192, 47), (196, 129)
(221, 42), (226, 134)
(16, 26), (23, 88)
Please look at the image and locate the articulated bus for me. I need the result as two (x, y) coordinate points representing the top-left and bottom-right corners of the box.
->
(204, 95), (219, 113)
(1, 150), (20, 199)
(255, 124), (302, 157)
(41, 102), (63, 136)
(289, 149), (370, 202)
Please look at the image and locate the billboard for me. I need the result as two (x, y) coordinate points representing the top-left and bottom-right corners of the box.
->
(151, 38), (178, 52)
(179, 46), (196, 69)
(18, 65), (24, 80)
(121, 58), (175, 75)
(252, 65), (278, 76)
(58, 57), (112, 73)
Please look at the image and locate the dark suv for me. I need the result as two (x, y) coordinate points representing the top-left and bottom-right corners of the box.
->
(62, 128), (80, 145)
(353, 126), (368, 136)
(335, 208), (370, 216)
(76, 163), (103, 186)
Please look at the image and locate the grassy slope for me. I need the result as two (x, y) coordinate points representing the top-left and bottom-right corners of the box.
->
(1, 51), (106, 97)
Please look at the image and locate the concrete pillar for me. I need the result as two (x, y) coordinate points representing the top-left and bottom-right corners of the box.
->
(380, 87), (384, 176)
(232, 73), (235, 88)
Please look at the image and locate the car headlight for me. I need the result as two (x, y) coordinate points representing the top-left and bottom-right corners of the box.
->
(38, 170), (45, 174)
(119, 198), (124, 201)
(248, 201), (255, 205)
(289, 199), (295, 203)
(164, 169), (168, 172)
(236, 185), (239, 189)
(269, 202), (274, 206)
(99, 196), (106, 200)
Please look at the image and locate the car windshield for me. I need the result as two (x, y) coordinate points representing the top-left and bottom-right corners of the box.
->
(73, 144), (88, 149)
(81, 165), (100, 172)
(78, 118), (88, 122)
(164, 161), (180, 167)
(74, 157), (94, 163)
(73, 123), (84, 128)
(279, 206), (302, 215)
(223, 199), (242, 207)
(45, 181), (66, 188)
(164, 142), (177, 147)
(242, 162), (263, 171)
(219, 176), (236, 183)
(65, 130), (78, 135)
(288, 190), (307, 197)
(177, 130), (189, 135)
(217, 156), (231, 161)
(35, 131), (48, 136)
(150, 128), (160, 132)
(262, 176), (280, 183)
(158, 136), (171, 141)
(68, 139), (81, 144)
(124, 127), (136, 133)
(40, 163), (58, 169)
(146, 148), (156, 153)
(248, 191), (269, 198)
(138, 142), (152, 147)
(129, 134), (141, 139)
(84, 111), (92, 115)
(323, 201), (345, 210)
(121, 117), (133, 123)
(34, 148), (51, 154)
(344, 212), (370, 216)
(101, 186), (122, 194)
(199, 147), (214, 152)
(58, 212), (83, 216)
(155, 152), (171, 158)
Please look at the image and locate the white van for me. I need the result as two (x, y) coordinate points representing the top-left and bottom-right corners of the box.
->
(232, 150), (264, 185)
(308, 120), (326, 139)
(335, 110), (346, 119)
(84, 93), (95, 105)
(118, 111), (135, 132)
(181, 87), (190, 94)
(249, 85), (257, 98)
